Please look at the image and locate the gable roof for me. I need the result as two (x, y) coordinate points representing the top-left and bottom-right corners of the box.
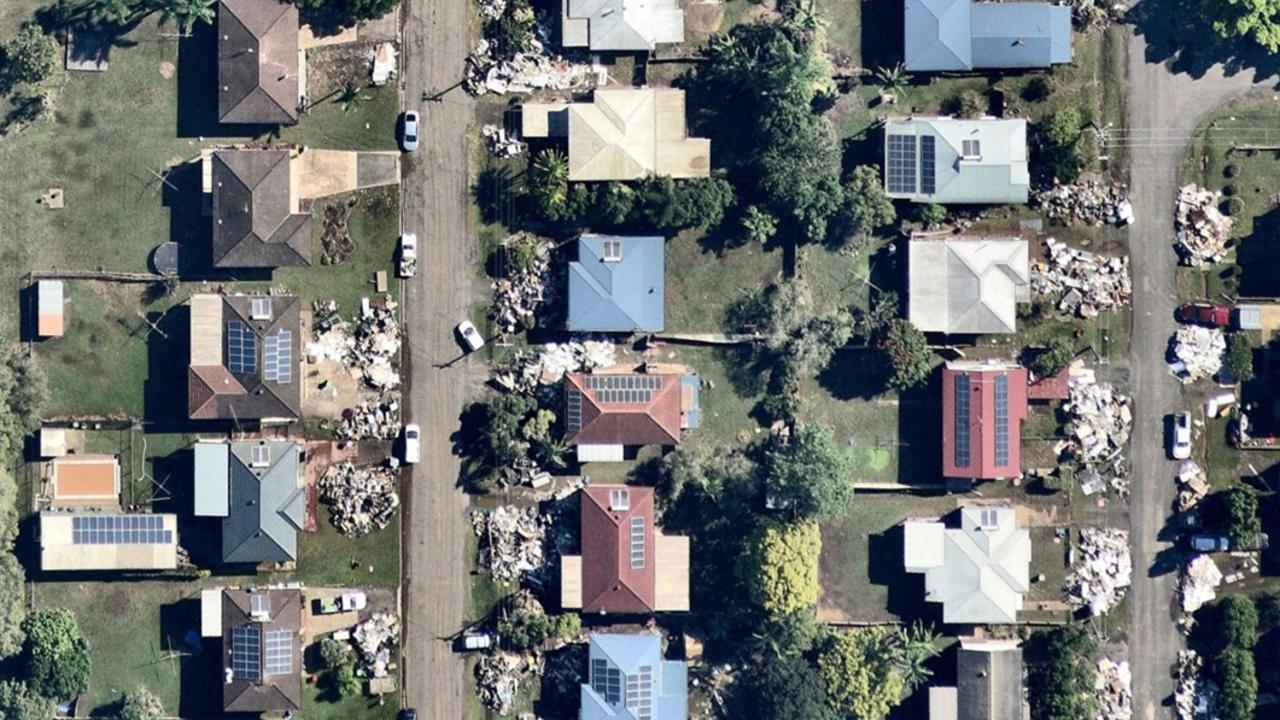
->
(579, 485), (657, 613)
(562, 0), (685, 51)
(568, 235), (666, 333)
(211, 150), (312, 268)
(903, 505), (1031, 623)
(905, 0), (972, 71)
(582, 634), (688, 720)
(942, 361), (1028, 480)
(883, 117), (1030, 204)
(909, 237), (1030, 334)
(217, 0), (299, 125)
(221, 441), (304, 564)
(188, 294), (303, 421)
(904, 0), (1072, 71)
(956, 637), (1025, 720)
(221, 587), (302, 713)
(564, 373), (683, 447)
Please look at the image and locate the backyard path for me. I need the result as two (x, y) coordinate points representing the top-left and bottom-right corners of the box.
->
(399, 0), (484, 716)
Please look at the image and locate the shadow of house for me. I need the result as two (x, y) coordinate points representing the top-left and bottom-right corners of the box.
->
(143, 304), (192, 426)
(161, 597), (224, 718)
(897, 370), (944, 486)
(1128, 0), (1280, 83)
(151, 447), (235, 571)
(18, 282), (38, 343)
(868, 524), (941, 623)
(1238, 206), (1280, 297)
(861, 0), (906, 72)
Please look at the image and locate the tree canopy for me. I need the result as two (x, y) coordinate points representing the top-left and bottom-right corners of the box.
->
(738, 520), (821, 615)
(1225, 332), (1255, 382)
(1223, 486), (1261, 549)
(762, 423), (853, 522)
(0, 347), (46, 459)
(1026, 625), (1098, 720)
(2, 25), (59, 87)
(1033, 336), (1076, 378)
(1199, 0), (1280, 52)
(22, 608), (91, 701)
(1217, 595), (1258, 651)
(0, 680), (55, 720)
(817, 628), (906, 720)
(879, 319), (934, 390)
(119, 685), (164, 720)
(726, 278), (854, 388)
(1216, 647), (1257, 720)
(735, 653), (838, 720)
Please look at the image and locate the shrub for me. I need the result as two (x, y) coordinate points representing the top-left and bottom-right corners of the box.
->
(1221, 196), (1244, 216)
(915, 203), (946, 227)
(841, 165), (896, 239)
(1022, 76), (1053, 102)
(319, 637), (351, 670)
(22, 608), (91, 701)
(1216, 648), (1257, 720)
(1225, 332), (1255, 382)
(742, 205), (779, 244)
(119, 685), (164, 720)
(879, 319), (934, 390)
(1033, 336), (1076, 378)
(1219, 595), (1259, 650)
(1224, 486), (1261, 549)
(1225, 163), (1241, 178)
(816, 628), (905, 719)
(738, 521), (821, 615)
(2, 25), (59, 87)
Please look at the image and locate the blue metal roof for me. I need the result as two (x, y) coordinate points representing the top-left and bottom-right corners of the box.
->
(905, 0), (972, 71)
(568, 235), (665, 333)
(904, 0), (1072, 71)
(581, 634), (687, 720)
(680, 374), (700, 429)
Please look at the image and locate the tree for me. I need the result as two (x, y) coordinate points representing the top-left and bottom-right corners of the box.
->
(1026, 625), (1098, 720)
(152, 0), (216, 34)
(472, 394), (537, 473)
(1224, 486), (1261, 549)
(486, 0), (535, 58)
(0, 680), (55, 720)
(1218, 595), (1259, 651)
(2, 25), (59, 87)
(742, 205), (779, 244)
(1200, 0), (1280, 52)
(841, 165), (896, 240)
(915, 203), (947, 227)
(336, 84), (367, 113)
(0, 552), (24, 659)
(890, 622), (941, 689)
(335, 662), (362, 697)
(1033, 336), (1076, 378)
(594, 182), (635, 226)
(676, 176), (735, 230)
(294, 0), (401, 25)
(1225, 332), (1255, 382)
(873, 63), (911, 97)
(92, 0), (142, 25)
(319, 637), (351, 670)
(879, 319), (934, 390)
(120, 685), (164, 720)
(529, 149), (571, 223)
(550, 612), (581, 641)
(0, 347), (46, 459)
(735, 654), (837, 720)
(22, 608), (91, 701)
(1039, 109), (1084, 182)
(738, 520), (820, 615)
(1216, 648), (1257, 720)
(729, 278), (853, 383)
(756, 103), (844, 241)
(816, 628), (906, 720)
(498, 605), (553, 650)
(762, 423), (853, 522)
(749, 609), (828, 659)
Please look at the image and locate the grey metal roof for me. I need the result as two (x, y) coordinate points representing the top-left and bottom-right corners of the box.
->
(956, 642), (1024, 720)
(194, 442), (230, 517)
(567, 235), (665, 333)
(562, 0), (684, 51)
(883, 117), (1030, 204)
(904, 0), (1072, 71)
(222, 441), (304, 564)
(908, 238), (1030, 335)
(903, 506), (1031, 623)
(581, 634), (688, 720)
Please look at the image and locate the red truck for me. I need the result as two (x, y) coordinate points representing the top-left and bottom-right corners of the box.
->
(1177, 303), (1231, 328)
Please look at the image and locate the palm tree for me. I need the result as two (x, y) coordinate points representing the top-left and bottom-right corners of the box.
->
(891, 621), (940, 689)
(152, 0), (216, 35)
(336, 84), (368, 113)
(93, 0), (141, 26)
(783, 0), (829, 34)
(874, 63), (912, 97)
(530, 149), (570, 218)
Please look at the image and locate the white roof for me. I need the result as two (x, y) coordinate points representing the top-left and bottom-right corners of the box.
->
(884, 117), (1030, 204)
(562, 0), (684, 51)
(193, 442), (231, 517)
(577, 444), (625, 462)
(909, 237), (1030, 334)
(201, 588), (223, 637)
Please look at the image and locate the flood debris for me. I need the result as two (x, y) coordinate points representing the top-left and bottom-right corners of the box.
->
(478, 0), (507, 19)
(1095, 657), (1132, 720)
(476, 651), (534, 716)
(483, 123), (526, 158)
(472, 505), (549, 584)
(490, 233), (554, 337)
(1060, 369), (1132, 495)
(1175, 650), (1218, 720)
(1175, 184), (1233, 266)
(1032, 238), (1132, 318)
(1180, 554), (1223, 614)
(370, 42), (397, 86)
(334, 397), (401, 441)
(493, 341), (616, 394)
(353, 611), (400, 679)
(465, 39), (596, 96)
(1169, 325), (1225, 383)
(308, 296), (402, 391)
(1176, 460), (1210, 512)
(319, 462), (400, 537)
(1032, 180), (1133, 227)
(1067, 528), (1131, 617)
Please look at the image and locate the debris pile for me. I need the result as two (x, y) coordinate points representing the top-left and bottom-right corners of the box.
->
(1032, 238), (1132, 317)
(307, 296), (403, 391)
(1064, 0), (1126, 26)
(1060, 370), (1131, 495)
(483, 124), (526, 158)
(321, 197), (358, 264)
(478, 0), (507, 19)
(1170, 325), (1225, 382)
(1067, 528), (1132, 616)
(1176, 460), (1209, 512)
(1180, 554), (1223, 614)
(493, 341), (616, 393)
(353, 611), (400, 678)
(490, 233), (554, 336)
(472, 506), (548, 584)
(465, 39), (595, 96)
(1175, 650), (1218, 720)
(1175, 184), (1233, 266)
(1032, 181), (1133, 226)
(319, 462), (400, 537)
(476, 652), (534, 716)
(1095, 657), (1132, 720)
(335, 397), (401, 440)
(370, 42), (397, 86)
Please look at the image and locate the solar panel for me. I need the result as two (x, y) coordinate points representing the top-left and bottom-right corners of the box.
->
(627, 665), (654, 720)
(584, 375), (661, 391)
(630, 516), (645, 570)
(954, 374), (971, 468)
(886, 134), (917, 194)
(264, 630), (293, 675)
(227, 320), (257, 374)
(566, 389), (583, 432)
(231, 625), (261, 681)
(250, 592), (269, 616)
(71, 515), (170, 545)
(994, 374), (1010, 467)
(920, 135), (936, 195)
(263, 330), (292, 383)
(591, 659), (622, 705)
(250, 297), (272, 320)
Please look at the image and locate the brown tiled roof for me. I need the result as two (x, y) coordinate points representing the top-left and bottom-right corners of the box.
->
(187, 295), (302, 421)
(221, 588), (302, 713)
(217, 0), (300, 125)
(212, 150), (311, 268)
(580, 485), (657, 613)
(563, 373), (682, 447)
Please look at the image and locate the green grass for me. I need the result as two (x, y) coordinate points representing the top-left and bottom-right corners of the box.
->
(284, 504), (401, 590)
(664, 231), (784, 333)
(817, 0), (860, 64)
(300, 647), (401, 720)
(797, 362), (918, 485)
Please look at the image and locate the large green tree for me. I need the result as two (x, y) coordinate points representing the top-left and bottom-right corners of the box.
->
(727, 278), (854, 383)
(1027, 625), (1098, 720)
(736, 654), (837, 720)
(841, 165), (896, 240)
(293, 0), (401, 25)
(762, 423), (853, 522)
(2, 24), (58, 87)
(0, 347), (46, 459)
(738, 520), (820, 615)
(1200, 0), (1280, 51)
(1218, 595), (1259, 650)
(1224, 486), (1261, 549)
(879, 319), (934, 390)
(22, 608), (91, 701)
(0, 680), (55, 720)
(817, 628), (905, 719)
(1216, 647), (1257, 720)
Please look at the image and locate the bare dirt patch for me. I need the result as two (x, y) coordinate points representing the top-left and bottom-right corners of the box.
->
(684, 3), (725, 34)
(158, 61), (174, 79)
(104, 588), (130, 615)
(306, 43), (383, 99)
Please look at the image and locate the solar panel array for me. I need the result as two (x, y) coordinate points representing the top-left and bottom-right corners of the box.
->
(231, 625), (261, 681)
(630, 516), (645, 570)
(954, 374), (971, 468)
(886, 135), (917, 194)
(591, 659), (622, 705)
(264, 630), (293, 675)
(263, 330), (292, 383)
(565, 389), (583, 432)
(920, 135), (937, 195)
(625, 665), (655, 720)
(994, 374), (1010, 467)
(227, 321), (257, 375)
(583, 375), (662, 405)
(71, 515), (172, 545)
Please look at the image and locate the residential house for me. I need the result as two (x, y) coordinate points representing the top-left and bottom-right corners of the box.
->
(521, 88), (710, 181)
(581, 633), (688, 720)
(39, 512), (179, 571)
(36, 279), (63, 337)
(904, 0), (1072, 72)
(217, 0), (300, 125)
(563, 370), (700, 462)
(942, 360), (1028, 481)
(903, 505), (1030, 624)
(201, 587), (303, 714)
(883, 117), (1029, 204)
(908, 237), (1030, 334)
(561, 0), (684, 51)
(928, 636), (1027, 720)
(568, 235), (665, 333)
(187, 294), (302, 423)
(210, 149), (312, 268)
(194, 440), (305, 566)
(561, 485), (690, 614)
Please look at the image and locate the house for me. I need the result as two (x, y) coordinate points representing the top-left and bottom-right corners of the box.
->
(581, 634), (688, 720)
(561, 0), (684, 52)
(39, 512), (178, 571)
(908, 237), (1030, 334)
(568, 235), (665, 333)
(194, 440), (305, 565)
(563, 370), (700, 462)
(187, 294), (302, 423)
(46, 454), (120, 509)
(521, 89), (710, 181)
(883, 117), (1029, 204)
(904, 0), (1072, 72)
(201, 587), (303, 714)
(210, 150), (312, 268)
(903, 505), (1030, 623)
(36, 280), (64, 337)
(561, 485), (690, 614)
(217, 0), (300, 125)
(929, 636), (1027, 720)
(942, 361), (1028, 481)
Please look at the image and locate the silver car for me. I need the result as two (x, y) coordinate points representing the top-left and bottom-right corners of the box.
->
(456, 320), (485, 352)
(400, 111), (419, 152)
(1169, 412), (1192, 460)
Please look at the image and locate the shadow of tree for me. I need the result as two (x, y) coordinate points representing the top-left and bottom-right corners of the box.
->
(1128, 0), (1280, 84)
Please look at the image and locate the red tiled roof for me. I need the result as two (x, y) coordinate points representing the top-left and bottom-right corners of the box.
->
(563, 373), (682, 447)
(580, 485), (656, 614)
(941, 363), (1028, 480)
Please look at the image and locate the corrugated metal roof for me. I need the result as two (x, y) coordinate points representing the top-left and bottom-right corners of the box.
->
(908, 238), (1030, 334)
(905, 0), (1072, 71)
(884, 118), (1030, 205)
(905, 0), (972, 71)
(581, 634), (688, 720)
(194, 442), (231, 517)
(562, 0), (684, 51)
(568, 235), (665, 333)
(222, 441), (303, 564)
(942, 361), (1028, 479)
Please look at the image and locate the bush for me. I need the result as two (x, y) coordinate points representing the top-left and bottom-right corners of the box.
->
(840, 165), (896, 239)
(816, 628), (905, 719)
(738, 521), (821, 615)
(22, 608), (91, 701)
(2, 25), (59, 87)
(119, 685), (164, 720)
(1022, 76), (1053, 102)
(1218, 595), (1259, 651)
(1225, 332), (1255, 382)
(742, 205), (779, 244)
(550, 612), (581, 641)
(1027, 625), (1098, 720)
(319, 637), (351, 670)
(1224, 486), (1261, 549)
(1225, 163), (1241, 178)
(951, 88), (987, 118)
(735, 654), (837, 720)
(1039, 108), (1085, 182)
(1221, 196), (1244, 216)
(0, 680), (55, 720)
(1033, 336), (1076, 377)
(1221, 183), (1236, 196)
(915, 203), (946, 227)
(1216, 648), (1257, 720)
(879, 319), (934, 390)
(485, 0), (535, 58)
(335, 662), (362, 697)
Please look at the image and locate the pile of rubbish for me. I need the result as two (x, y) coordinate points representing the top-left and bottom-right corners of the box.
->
(465, 39), (595, 96)
(1180, 554), (1223, 614)
(476, 652), (535, 716)
(477, 0), (507, 19)
(490, 233), (554, 336)
(1060, 371), (1132, 495)
(1175, 650), (1218, 720)
(1176, 460), (1210, 512)
(1032, 238), (1132, 317)
(1170, 325), (1225, 382)
(319, 462), (400, 537)
(483, 124), (525, 158)
(370, 42), (397, 86)
(353, 611), (400, 678)
(472, 505), (549, 584)
(493, 341), (616, 394)
(1067, 528), (1132, 616)
(1175, 184), (1233, 266)
(1032, 180), (1133, 226)
(1095, 657), (1132, 720)
(335, 397), (401, 441)
(307, 296), (403, 391)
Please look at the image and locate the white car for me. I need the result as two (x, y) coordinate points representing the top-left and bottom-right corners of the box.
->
(338, 591), (367, 612)
(402, 423), (421, 464)
(400, 111), (419, 152)
(461, 631), (494, 651)
(456, 320), (485, 352)
(398, 233), (418, 278)
(1170, 412), (1192, 460)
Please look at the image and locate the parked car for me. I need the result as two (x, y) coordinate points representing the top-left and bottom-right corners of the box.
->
(460, 631), (495, 651)
(1190, 534), (1230, 552)
(400, 111), (420, 152)
(403, 423), (421, 464)
(456, 320), (485, 352)
(1169, 412), (1192, 460)
(398, 710), (417, 720)
(398, 233), (418, 278)
(1178, 303), (1231, 328)
(318, 591), (367, 615)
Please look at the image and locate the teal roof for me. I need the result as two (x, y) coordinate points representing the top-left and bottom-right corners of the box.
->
(222, 441), (304, 564)
(568, 235), (665, 333)
(904, 0), (972, 71)
(905, 0), (1072, 71)
(581, 634), (687, 720)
